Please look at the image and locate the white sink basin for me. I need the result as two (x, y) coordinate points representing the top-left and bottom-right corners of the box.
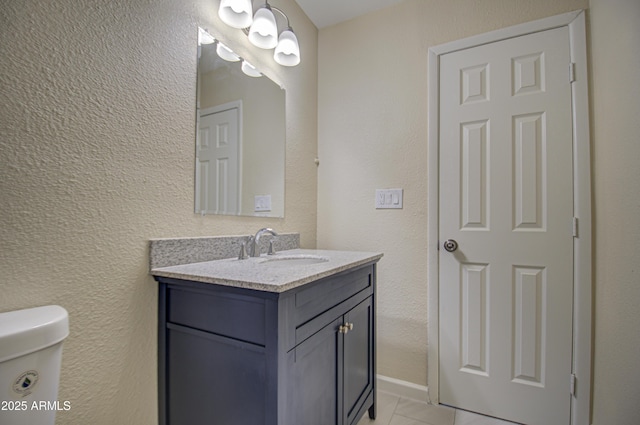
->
(259, 255), (329, 267)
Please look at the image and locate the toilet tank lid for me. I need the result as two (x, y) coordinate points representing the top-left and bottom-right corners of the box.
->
(0, 305), (69, 363)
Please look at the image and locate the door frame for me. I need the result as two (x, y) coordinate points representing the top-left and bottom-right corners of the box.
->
(426, 10), (592, 425)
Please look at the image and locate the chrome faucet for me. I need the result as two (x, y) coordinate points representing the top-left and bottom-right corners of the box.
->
(248, 227), (278, 257)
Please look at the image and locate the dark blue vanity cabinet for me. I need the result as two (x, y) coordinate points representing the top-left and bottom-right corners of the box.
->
(155, 262), (377, 425)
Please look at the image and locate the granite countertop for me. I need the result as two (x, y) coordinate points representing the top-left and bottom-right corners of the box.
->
(150, 249), (383, 293)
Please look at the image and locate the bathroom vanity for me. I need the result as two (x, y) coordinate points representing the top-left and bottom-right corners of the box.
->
(151, 249), (382, 425)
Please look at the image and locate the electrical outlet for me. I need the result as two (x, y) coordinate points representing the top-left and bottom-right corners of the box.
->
(254, 195), (272, 212)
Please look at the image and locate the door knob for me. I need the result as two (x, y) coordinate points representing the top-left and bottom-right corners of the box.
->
(443, 239), (458, 252)
(339, 323), (354, 334)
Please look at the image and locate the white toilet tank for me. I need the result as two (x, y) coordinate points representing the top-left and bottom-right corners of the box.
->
(0, 305), (69, 425)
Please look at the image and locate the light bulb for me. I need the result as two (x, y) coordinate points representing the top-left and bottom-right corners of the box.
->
(274, 28), (300, 66)
(248, 5), (278, 49)
(216, 42), (240, 62)
(198, 27), (215, 45)
(241, 60), (262, 77)
(218, 0), (253, 29)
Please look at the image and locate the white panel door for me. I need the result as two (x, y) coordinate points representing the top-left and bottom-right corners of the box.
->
(439, 27), (574, 424)
(197, 107), (240, 214)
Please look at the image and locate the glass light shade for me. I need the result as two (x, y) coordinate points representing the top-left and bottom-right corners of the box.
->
(216, 42), (240, 62)
(198, 28), (215, 45)
(248, 5), (278, 49)
(241, 60), (262, 77)
(218, 0), (253, 29)
(274, 28), (300, 66)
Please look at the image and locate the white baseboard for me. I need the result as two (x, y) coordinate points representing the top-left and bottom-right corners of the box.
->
(376, 375), (430, 403)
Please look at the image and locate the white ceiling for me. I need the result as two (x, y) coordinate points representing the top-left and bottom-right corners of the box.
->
(293, 0), (405, 29)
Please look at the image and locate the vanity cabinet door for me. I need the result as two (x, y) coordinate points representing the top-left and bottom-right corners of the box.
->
(287, 317), (343, 425)
(343, 297), (374, 425)
(166, 325), (266, 425)
(287, 296), (374, 425)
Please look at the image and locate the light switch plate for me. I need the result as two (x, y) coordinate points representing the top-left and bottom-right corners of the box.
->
(254, 195), (272, 212)
(375, 189), (403, 209)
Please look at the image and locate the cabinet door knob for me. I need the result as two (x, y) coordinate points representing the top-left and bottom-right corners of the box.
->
(339, 323), (354, 334)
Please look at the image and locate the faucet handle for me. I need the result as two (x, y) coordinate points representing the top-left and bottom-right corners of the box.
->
(268, 240), (276, 255)
(238, 236), (253, 260)
(238, 241), (248, 260)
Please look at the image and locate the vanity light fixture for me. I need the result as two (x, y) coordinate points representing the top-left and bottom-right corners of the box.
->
(198, 27), (262, 77)
(273, 25), (300, 67)
(216, 42), (240, 62)
(198, 27), (216, 45)
(218, 0), (253, 29)
(216, 0), (301, 67)
(248, 3), (278, 49)
(241, 60), (262, 77)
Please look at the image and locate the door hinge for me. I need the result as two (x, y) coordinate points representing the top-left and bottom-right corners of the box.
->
(569, 62), (576, 83)
(570, 373), (577, 397)
(572, 217), (579, 238)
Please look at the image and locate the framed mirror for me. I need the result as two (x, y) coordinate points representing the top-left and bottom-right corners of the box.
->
(195, 28), (285, 217)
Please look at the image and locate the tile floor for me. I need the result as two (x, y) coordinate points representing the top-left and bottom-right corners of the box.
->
(357, 391), (518, 425)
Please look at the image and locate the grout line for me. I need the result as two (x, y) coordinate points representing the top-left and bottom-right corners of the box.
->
(387, 391), (401, 425)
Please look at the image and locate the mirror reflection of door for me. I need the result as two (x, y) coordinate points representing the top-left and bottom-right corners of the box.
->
(196, 30), (285, 218)
(196, 102), (241, 215)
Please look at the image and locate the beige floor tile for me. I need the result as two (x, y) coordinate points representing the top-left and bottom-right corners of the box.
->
(357, 393), (519, 425)
(454, 410), (519, 425)
(357, 391), (400, 425)
(389, 414), (431, 425)
(394, 398), (455, 425)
